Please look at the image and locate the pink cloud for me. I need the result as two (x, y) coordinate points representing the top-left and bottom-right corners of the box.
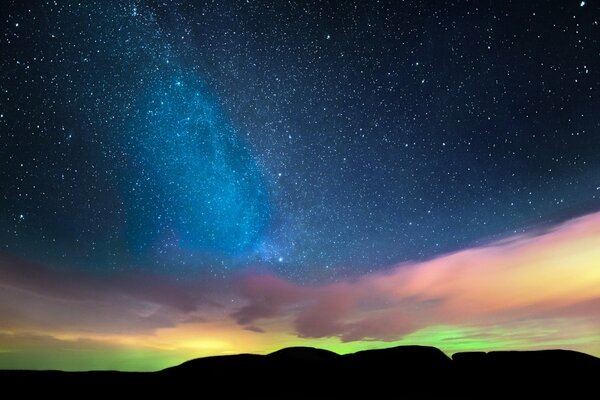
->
(233, 211), (600, 342)
(232, 274), (309, 325)
(295, 285), (355, 338)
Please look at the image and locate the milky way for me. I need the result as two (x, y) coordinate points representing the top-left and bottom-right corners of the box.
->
(2, 1), (599, 280)
(1, 2), (270, 273)
(2, 1), (600, 279)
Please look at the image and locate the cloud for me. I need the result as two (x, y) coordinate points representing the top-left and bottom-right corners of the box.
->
(243, 325), (265, 333)
(294, 284), (355, 338)
(233, 211), (600, 342)
(231, 274), (308, 325)
(0, 255), (220, 334)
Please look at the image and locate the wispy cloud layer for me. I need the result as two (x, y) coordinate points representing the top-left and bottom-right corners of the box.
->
(1, 212), (600, 370)
(234, 212), (600, 343)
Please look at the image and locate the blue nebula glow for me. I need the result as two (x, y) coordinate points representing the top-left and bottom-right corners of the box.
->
(126, 75), (270, 257)
(0, 3), (270, 272)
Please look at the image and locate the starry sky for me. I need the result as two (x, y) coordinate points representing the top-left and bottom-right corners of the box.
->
(1, 1), (600, 370)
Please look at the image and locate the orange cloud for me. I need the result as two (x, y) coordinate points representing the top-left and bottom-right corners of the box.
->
(234, 212), (600, 343)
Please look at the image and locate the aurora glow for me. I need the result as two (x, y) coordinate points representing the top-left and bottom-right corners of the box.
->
(1, 1), (600, 371)
(1, 211), (599, 370)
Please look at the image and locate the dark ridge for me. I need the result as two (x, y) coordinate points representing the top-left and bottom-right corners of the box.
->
(451, 349), (600, 395)
(344, 344), (451, 364)
(164, 353), (265, 372)
(2, 346), (599, 396)
(267, 346), (339, 360)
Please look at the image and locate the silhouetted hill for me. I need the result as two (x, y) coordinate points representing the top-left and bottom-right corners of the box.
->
(452, 349), (600, 395)
(268, 346), (339, 362)
(2, 346), (599, 396)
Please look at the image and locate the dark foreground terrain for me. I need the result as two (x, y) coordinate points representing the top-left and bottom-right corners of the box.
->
(2, 346), (599, 396)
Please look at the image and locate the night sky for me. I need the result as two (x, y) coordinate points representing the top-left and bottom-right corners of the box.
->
(1, 1), (599, 370)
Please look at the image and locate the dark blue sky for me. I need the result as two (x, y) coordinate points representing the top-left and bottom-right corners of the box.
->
(1, 1), (599, 281)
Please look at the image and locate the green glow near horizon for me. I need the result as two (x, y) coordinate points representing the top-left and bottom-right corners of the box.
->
(2, 324), (597, 372)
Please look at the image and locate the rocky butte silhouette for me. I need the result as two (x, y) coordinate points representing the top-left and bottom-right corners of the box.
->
(1, 346), (598, 396)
